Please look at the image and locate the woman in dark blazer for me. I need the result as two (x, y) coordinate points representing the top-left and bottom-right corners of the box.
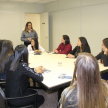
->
(5, 45), (44, 107)
(96, 38), (108, 66)
(21, 22), (38, 47)
(67, 37), (91, 58)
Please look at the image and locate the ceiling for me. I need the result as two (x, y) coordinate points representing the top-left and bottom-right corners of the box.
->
(0, 0), (58, 4)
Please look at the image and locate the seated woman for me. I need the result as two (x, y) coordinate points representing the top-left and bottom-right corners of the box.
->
(96, 38), (108, 66)
(59, 53), (108, 108)
(67, 37), (91, 58)
(5, 44), (44, 107)
(53, 35), (72, 54)
(28, 37), (45, 54)
(0, 40), (14, 80)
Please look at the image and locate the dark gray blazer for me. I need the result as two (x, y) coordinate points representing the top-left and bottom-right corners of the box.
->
(21, 30), (38, 42)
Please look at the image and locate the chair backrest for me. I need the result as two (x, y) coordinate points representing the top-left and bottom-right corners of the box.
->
(0, 87), (6, 108)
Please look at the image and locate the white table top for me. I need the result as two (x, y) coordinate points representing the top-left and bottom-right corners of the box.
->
(29, 52), (108, 89)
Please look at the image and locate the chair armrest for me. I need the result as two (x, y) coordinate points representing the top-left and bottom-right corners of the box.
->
(0, 80), (6, 85)
(0, 79), (6, 82)
(5, 93), (38, 108)
(6, 92), (38, 100)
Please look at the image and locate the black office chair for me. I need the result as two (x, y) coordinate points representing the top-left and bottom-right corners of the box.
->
(0, 87), (5, 108)
(0, 79), (6, 91)
(101, 69), (108, 81)
(0, 87), (38, 108)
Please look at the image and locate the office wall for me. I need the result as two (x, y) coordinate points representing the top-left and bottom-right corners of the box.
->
(0, 2), (44, 47)
(44, 0), (108, 55)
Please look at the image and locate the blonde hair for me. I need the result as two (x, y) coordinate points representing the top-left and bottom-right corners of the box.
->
(61, 53), (108, 108)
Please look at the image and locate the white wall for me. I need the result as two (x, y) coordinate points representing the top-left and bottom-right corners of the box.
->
(0, 2), (44, 47)
(44, 0), (108, 55)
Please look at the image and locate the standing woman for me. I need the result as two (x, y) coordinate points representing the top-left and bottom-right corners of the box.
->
(67, 37), (91, 58)
(21, 22), (38, 47)
(96, 38), (108, 66)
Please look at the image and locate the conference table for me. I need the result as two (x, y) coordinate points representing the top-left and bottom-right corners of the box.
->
(29, 52), (108, 101)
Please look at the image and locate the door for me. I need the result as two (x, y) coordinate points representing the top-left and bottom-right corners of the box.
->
(40, 12), (49, 51)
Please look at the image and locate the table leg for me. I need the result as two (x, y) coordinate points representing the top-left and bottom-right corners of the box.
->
(57, 87), (66, 108)
(58, 87), (64, 102)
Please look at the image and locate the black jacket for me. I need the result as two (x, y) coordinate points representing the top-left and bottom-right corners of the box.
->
(70, 46), (91, 58)
(5, 62), (43, 98)
(96, 51), (108, 66)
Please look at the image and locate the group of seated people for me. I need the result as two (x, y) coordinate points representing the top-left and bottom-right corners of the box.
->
(53, 35), (108, 66)
(0, 36), (108, 108)
(0, 40), (44, 107)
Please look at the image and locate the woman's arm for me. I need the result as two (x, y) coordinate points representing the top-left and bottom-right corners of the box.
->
(27, 45), (34, 53)
(34, 30), (38, 39)
(70, 46), (77, 55)
(56, 44), (62, 51)
(102, 54), (108, 66)
(60, 104), (62, 108)
(95, 52), (101, 60)
(58, 44), (72, 54)
(39, 45), (45, 53)
(21, 31), (28, 42)
(22, 63), (43, 82)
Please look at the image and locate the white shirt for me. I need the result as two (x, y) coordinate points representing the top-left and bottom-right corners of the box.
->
(28, 44), (45, 54)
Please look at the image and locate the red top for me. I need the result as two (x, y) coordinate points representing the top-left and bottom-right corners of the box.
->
(56, 43), (72, 54)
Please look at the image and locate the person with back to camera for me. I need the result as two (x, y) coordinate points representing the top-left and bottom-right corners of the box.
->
(5, 44), (44, 107)
(59, 53), (108, 108)
(0, 40), (14, 80)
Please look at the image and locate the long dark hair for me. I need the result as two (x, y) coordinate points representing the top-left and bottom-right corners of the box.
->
(77, 37), (89, 52)
(62, 35), (70, 45)
(32, 38), (39, 50)
(10, 45), (28, 71)
(24, 22), (34, 32)
(0, 40), (14, 73)
(102, 38), (108, 56)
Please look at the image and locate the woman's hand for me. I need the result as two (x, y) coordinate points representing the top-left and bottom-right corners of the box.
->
(60, 104), (62, 108)
(104, 48), (108, 55)
(34, 50), (42, 54)
(27, 38), (31, 42)
(53, 49), (58, 53)
(55, 50), (58, 53)
(34, 66), (45, 73)
(53, 49), (56, 53)
(67, 54), (75, 58)
(34, 50), (38, 53)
